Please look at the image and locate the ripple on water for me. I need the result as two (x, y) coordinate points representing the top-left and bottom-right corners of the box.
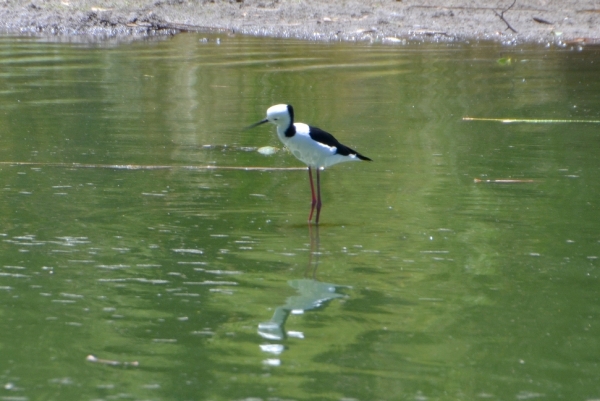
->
(97, 278), (169, 285)
(172, 248), (204, 255)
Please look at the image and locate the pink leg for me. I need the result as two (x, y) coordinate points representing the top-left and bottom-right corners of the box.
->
(308, 167), (317, 223)
(315, 168), (322, 224)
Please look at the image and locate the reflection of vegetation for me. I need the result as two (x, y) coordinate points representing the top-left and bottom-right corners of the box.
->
(1, 34), (600, 401)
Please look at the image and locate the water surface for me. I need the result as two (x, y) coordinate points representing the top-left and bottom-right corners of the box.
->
(1, 34), (599, 401)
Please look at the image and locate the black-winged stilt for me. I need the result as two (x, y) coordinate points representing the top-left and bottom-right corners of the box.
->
(248, 104), (372, 224)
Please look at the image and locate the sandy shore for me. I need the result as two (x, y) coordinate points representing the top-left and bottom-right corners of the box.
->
(1, 0), (599, 46)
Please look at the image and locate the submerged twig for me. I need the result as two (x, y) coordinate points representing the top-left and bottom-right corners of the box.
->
(495, 0), (518, 33)
(0, 162), (305, 171)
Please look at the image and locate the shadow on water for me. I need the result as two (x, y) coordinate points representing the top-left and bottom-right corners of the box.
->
(257, 225), (349, 358)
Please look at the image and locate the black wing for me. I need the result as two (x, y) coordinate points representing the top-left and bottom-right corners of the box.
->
(308, 126), (341, 148)
(308, 126), (372, 161)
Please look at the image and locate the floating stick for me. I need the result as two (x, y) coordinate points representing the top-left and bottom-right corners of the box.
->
(86, 354), (139, 367)
(463, 117), (600, 124)
(474, 178), (535, 183)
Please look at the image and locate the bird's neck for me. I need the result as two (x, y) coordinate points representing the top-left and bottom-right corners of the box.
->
(283, 122), (295, 138)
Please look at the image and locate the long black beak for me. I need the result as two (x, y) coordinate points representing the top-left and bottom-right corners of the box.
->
(245, 119), (268, 130)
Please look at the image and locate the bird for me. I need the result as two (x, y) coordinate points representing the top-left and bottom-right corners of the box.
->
(247, 104), (372, 224)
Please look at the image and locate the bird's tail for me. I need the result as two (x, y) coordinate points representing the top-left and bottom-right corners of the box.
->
(355, 152), (372, 162)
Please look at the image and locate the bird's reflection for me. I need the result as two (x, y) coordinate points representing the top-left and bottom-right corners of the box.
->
(258, 225), (348, 345)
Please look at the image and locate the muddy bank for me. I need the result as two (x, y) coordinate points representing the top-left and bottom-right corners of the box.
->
(1, 0), (599, 46)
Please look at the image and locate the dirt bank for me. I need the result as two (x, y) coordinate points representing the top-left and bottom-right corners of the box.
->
(1, 0), (599, 46)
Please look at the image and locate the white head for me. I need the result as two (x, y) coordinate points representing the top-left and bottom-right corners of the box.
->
(266, 104), (293, 127)
(247, 104), (294, 130)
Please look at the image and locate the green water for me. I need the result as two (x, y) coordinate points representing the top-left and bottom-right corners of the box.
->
(1, 34), (600, 401)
